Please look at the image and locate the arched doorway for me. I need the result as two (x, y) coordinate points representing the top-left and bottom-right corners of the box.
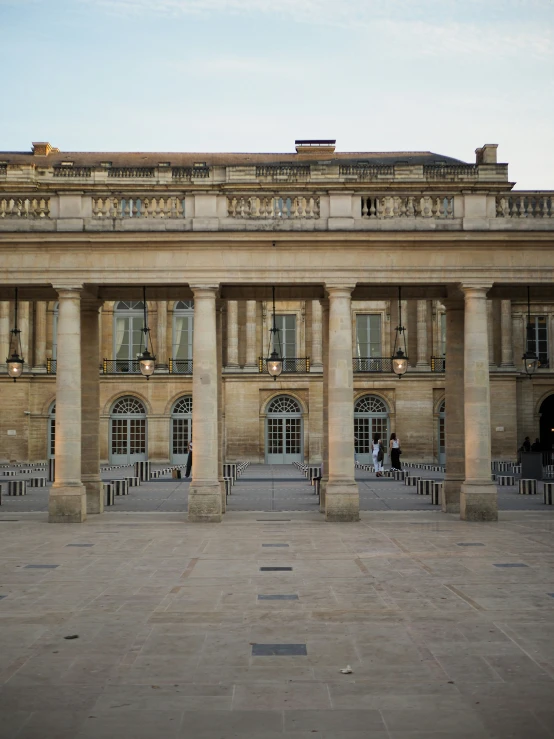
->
(48, 402), (56, 459)
(171, 395), (192, 463)
(539, 393), (554, 464)
(354, 395), (390, 465)
(438, 399), (445, 465)
(110, 396), (147, 464)
(265, 395), (303, 464)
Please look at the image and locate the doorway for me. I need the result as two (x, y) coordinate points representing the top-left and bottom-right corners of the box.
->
(110, 396), (147, 464)
(265, 395), (303, 464)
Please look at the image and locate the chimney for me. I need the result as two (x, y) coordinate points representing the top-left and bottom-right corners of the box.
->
(295, 139), (336, 159)
(32, 142), (59, 156)
(475, 144), (498, 165)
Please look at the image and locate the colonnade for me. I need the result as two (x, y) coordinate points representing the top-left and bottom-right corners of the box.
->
(43, 281), (499, 524)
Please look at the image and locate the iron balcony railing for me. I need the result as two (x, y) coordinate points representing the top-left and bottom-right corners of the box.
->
(431, 356), (446, 372)
(169, 358), (193, 375)
(258, 357), (310, 374)
(353, 357), (393, 373)
(46, 358), (57, 374)
(102, 359), (141, 374)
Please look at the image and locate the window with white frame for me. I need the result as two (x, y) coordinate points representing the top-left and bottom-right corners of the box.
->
(356, 314), (381, 357)
(527, 316), (549, 367)
(113, 301), (145, 361)
(275, 315), (296, 358)
(173, 301), (194, 360)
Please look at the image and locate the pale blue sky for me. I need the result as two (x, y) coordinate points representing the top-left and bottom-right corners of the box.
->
(0, 0), (553, 187)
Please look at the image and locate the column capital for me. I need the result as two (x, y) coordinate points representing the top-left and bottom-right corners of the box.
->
(190, 284), (219, 299)
(459, 283), (493, 298)
(52, 285), (83, 299)
(325, 284), (355, 298)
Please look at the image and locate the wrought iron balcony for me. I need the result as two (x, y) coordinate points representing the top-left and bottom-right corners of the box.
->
(102, 359), (141, 374)
(46, 358), (57, 374)
(258, 357), (310, 374)
(169, 358), (193, 375)
(353, 357), (393, 373)
(431, 356), (446, 372)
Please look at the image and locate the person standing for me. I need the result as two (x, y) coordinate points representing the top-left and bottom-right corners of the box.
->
(185, 441), (193, 478)
(390, 432), (401, 471)
(372, 433), (383, 477)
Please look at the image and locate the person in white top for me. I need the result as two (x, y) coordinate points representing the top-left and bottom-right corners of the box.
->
(389, 433), (401, 471)
(372, 433), (384, 477)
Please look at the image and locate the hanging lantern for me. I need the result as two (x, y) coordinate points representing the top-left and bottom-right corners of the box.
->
(138, 287), (156, 379)
(392, 286), (409, 377)
(6, 288), (24, 382)
(267, 286), (283, 380)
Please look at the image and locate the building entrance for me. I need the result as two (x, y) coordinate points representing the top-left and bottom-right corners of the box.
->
(354, 395), (390, 465)
(171, 395), (192, 463)
(265, 395), (303, 464)
(110, 396), (147, 464)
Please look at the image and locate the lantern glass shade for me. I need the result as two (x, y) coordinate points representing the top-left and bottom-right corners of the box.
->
(392, 350), (408, 376)
(139, 350), (156, 378)
(267, 351), (283, 378)
(7, 353), (24, 379)
(523, 352), (538, 376)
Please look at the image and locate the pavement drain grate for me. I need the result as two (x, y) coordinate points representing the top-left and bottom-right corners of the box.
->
(260, 567), (292, 571)
(24, 564), (59, 569)
(457, 543), (486, 547)
(262, 544), (289, 547)
(258, 594), (298, 600)
(493, 563), (528, 568)
(252, 643), (307, 656)
(66, 544), (94, 547)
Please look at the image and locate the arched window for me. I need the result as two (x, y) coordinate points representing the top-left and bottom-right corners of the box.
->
(110, 395), (147, 463)
(48, 402), (56, 459)
(265, 395), (303, 464)
(113, 301), (145, 364)
(354, 394), (390, 463)
(171, 395), (192, 463)
(172, 301), (194, 361)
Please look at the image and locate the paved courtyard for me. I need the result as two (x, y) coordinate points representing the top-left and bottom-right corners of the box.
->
(0, 506), (553, 738)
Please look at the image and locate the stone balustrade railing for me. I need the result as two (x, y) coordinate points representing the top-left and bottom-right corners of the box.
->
(0, 197), (50, 218)
(361, 195), (454, 219)
(92, 196), (185, 219)
(227, 195), (320, 219)
(496, 193), (554, 219)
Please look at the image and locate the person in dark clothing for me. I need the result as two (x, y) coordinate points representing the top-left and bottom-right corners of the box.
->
(522, 437), (531, 453)
(389, 432), (402, 471)
(531, 438), (541, 452)
(185, 441), (193, 478)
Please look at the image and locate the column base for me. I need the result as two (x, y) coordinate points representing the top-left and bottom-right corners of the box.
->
(48, 484), (87, 523)
(325, 482), (359, 522)
(319, 476), (328, 514)
(460, 482), (498, 521)
(83, 477), (104, 515)
(188, 482), (222, 522)
(442, 477), (463, 513)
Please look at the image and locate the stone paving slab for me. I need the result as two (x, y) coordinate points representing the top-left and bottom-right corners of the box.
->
(0, 510), (553, 737)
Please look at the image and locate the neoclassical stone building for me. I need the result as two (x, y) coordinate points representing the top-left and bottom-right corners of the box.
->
(0, 139), (553, 523)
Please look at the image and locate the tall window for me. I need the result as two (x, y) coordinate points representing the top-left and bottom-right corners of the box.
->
(439, 313), (446, 355)
(173, 301), (194, 360)
(356, 314), (381, 357)
(52, 302), (59, 359)
(113, 301), (145, 361)
(275, 315), (296, 358)
(528, 316), (549, 367)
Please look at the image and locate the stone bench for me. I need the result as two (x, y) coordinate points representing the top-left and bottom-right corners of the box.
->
(519, 479), (537, 495)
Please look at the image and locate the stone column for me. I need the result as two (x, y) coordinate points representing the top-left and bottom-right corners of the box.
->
(156, 300), (168, 367)
(500, 299), (514, 367)
(49, 287), (86, 523)
(460, 284), (497, 521)
(0, 301), (9, 365)
(245, 300), (257, 369)
(487, 299), (496, 366)
(311, 299), (323, 369)
(324, 285), (359, 521)
(226, 300), (239, 367)
(189, 285), (221, 522)
(19, 301), (29, 366)
(216, 300), (225, 512)
(443, 298), (465, 513)
(34, 301), (47, 367)
(81, 297), (103, 515)
(416, 299), (429, 368)
(319, 298), (329, 512)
